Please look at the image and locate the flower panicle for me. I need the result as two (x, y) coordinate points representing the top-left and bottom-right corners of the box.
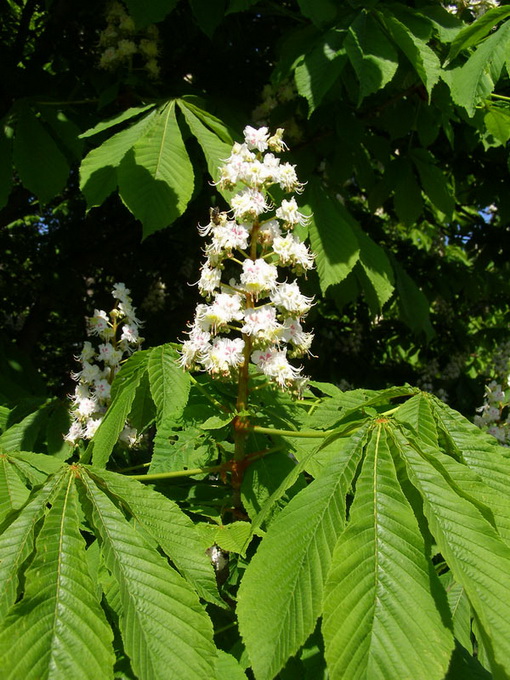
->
(180, 125), (315, 396)
(65, 283), (143, 445)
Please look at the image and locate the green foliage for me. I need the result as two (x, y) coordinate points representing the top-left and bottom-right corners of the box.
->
(3, 1), (510, 678)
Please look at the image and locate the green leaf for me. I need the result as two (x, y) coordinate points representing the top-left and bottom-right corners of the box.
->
(297, 0), (337, 27)
(198, 521), (255, 556)
(392, 159), (423, 226)
(394, 392), (439, 448)
(344, 12), (399, 103)
(80, 108), (158, 208)
(306, 178), (360, 294)
(13, 104), (69, 204)
(441, 572), (472, 653)
(447, 6), (510, 63)
(430, 397), (510, 546)
(410, 148), (455, 218)
(0, 474), (115, 680)
(0, 471), (65, 619)
(446, 641), (493, 679)
(390, 425), (510, 676)
(484, 105), (510, 145)
(79, 105), (157, 138)
(294, 29), (347, 114)
(87, 467), (222, 606)
(177, 100), (233, 200)
(323, 426), (453, 680)
(0, 456), (30, 524)
(188, 0), (226, 38)
(241, 452), (306, 527)
(447, 21), (510, 116)
(118, 101), (195, 237)
(237, 426), (367, 680)
(214, 650), (247, 680)
(148, 344), (191, 421)
(0, 120), (13, 209)
(88, 351), (150, 467)
(381, 10), (441, 95)
(392, 259), (434, 339)
(353, 223), (394, 313)
(124, 0), (179, 26)
(79, 471), (217, 680)
(0, 398), (54, 452)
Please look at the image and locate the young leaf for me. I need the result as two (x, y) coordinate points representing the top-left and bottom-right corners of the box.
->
(0, 473), (115, 680)
(323, 425), (453, 680)
(237, 425), (368, 680)
(79, 472), (217, 680)
(86, 467), (222, 606)
(118, 101), (195, 237)
(390, 425), (510, 676)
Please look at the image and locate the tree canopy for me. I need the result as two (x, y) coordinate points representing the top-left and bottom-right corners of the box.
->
(1, 0), (510, 414)
(2, 2), (510, 679)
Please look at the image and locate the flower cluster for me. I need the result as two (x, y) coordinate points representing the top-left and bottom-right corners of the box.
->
(474, 340), (510, 445)
(444, 0), (499, 17)
(98, 2), (160, 78)
(180, 126), (315, 394)
(65, 283), (143, 445)
(474, 380), (510, 444)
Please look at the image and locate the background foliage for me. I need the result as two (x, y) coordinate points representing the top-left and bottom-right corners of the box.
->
(2, 1), (510, 678)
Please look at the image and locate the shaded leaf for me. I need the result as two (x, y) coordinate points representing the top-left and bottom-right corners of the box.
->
(306, 178), (360, 294)
(13, 104), (69, 203)
(118, 101), (195, 237)
(447, 6), (510, 63)
(344, 12), (398, 103)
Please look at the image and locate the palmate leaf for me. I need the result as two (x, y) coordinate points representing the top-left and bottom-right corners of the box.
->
(118, 100), (195, 237)
(178, 99), (233, 201)
(430, 396), (510, 546)
(86, 467), (223, 606)
(0, 470), (64, 619)
(0, 472), (115, 680)
(390, 425), (510, 677)
(237, 425), (369, 680)
(79, 108), (158, 208)
(79, 469), (217, 680)
(323, 425), (453, 680)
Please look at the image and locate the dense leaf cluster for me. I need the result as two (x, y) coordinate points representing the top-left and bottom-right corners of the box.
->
(2, 1), (510, 678)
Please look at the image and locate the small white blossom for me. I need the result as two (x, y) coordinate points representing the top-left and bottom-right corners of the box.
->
(240, 259), (279, 297)
(244, 125), (270, 152)
(231, 188), (270, 220)
(270, 281), (314, 316)
(275, 197), (310, 227)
